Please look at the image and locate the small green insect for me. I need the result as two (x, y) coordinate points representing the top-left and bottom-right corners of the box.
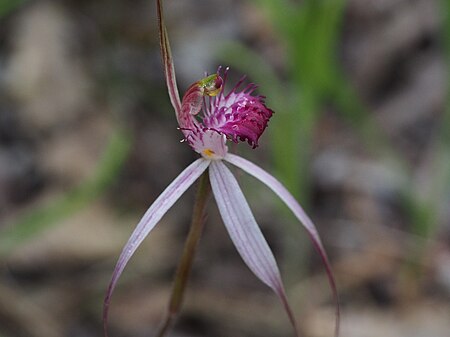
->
(182, 73), (223, 116)
(198, 73), (223, 97)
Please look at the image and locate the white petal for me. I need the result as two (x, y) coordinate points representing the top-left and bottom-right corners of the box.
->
(209, 160), (298, 334)
(225, 154), (324, 244)
(225, 153), (340, 336)
(104, 158), (210, 331)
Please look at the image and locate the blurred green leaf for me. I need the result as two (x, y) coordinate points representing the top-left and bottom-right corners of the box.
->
(406, 0), (450, 239)
(0, 127), (132, 256)
(0, 0), (26, 17)
(241, 0), (349, 200)
(220, 41), (284, 101)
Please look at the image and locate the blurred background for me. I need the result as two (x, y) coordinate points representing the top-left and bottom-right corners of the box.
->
(1, 0), (450, 336)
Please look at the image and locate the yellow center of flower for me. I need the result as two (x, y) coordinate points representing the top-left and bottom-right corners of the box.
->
(202, 148), (216, 158)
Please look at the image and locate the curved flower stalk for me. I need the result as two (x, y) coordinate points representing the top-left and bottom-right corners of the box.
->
(103, 1), (340, 336)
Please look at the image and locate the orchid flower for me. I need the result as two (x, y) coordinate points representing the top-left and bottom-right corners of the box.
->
(103, 1), (339, 336)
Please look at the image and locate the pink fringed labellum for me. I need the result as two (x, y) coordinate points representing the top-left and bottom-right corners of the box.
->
(179, 68), (274, 159)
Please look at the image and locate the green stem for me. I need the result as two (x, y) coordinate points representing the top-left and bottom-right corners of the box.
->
(155, 171), (211, 337)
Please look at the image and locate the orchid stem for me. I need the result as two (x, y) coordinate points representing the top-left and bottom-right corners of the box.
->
(155, 171), (211, 337)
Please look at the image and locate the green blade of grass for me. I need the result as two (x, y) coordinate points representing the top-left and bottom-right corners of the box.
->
(0, 127), (131, 257)
(0, 0), (26, 17)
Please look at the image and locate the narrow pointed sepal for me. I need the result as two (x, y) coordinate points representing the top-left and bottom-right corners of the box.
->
(157, 0), (182, 118)
(225, 153), (340, 337)
(103, 158), (210, 337)
(209, 160), (300, 336)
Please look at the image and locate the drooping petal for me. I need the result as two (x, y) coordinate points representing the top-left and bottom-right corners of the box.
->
(157, 0), (182, 120)
(225, 153), (340, 337)
(103, 158), (210, 336)
(209, 160), (300, 336)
